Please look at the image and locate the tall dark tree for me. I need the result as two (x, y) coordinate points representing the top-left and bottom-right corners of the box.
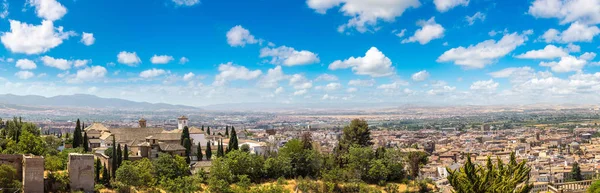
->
(95, 158), (101, 183)
(73, 119), (82, 148)
(181, 126), (190, 145)
(196, 142), (203, 161)
(83, 132), (89, 152)
(116, 144), (122, 167)
(123, 144), (129, 161)
(339, 119), (373, 149)
(201, 125), (204, 131)
(228, 126), (238, 152)
(571, 162), (583, 181)
(217, 139), (224, 157)
(301, 132), (313, 150)
(206, 126), (211, 136)
(102, 163), (110, 183)
(205, 141), (212, 160)
(225, 126), (229, 136)
(407, 151), (429, 179)
(111, 136), (117, 178)
(183, 138), (191, 164)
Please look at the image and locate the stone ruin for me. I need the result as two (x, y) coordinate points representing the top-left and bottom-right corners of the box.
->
(67, 153), (95, 193)
(0, 154), (44, 193)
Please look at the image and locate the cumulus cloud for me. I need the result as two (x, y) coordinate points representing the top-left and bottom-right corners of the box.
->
(321, 82), (342, 91)
(465, 12), (486, 25)
(259, 46), (320, 66)
(80, 32), (95, 46)
(402, 17), (445, 45)
(226, 25), (258, 47)
(1, 20), (75, 55)
(15, 59), (37, 70)
(213, 62), (262, 86)
(515, 45), (569, 59)
(41, 56), (71, 70)
(377, 80), (409, 90)
(348, 79), (375, 87)
(539, 55), (587, 72)
(329, 47), (395, 77)
(179, 57), (189, 64)
(434, 0), (469, 12)
(15, 71), (34, 80)
(140, 68), (167, 78)
(117, 51), (142, 66)
(183, 72), (195, 81)
(322, 94), (338, 100)
(293, 89), (308, 96)
(411, 70), (430, 82)
(172, 0), (200, 6)
(289, 74), (313, 90)
(315, 74), (338, 82)
(28, 0), (67, 21)
(150, 55), (174, 64)
(346, 87), (358, 93)
(0, 0), (8, 19)
(541, 22), (600, 43)
(73, 59), (90, 68)
(257, 66), (286, 88)
(470, 79), (498, 92)
(437, 31), (531, 68)
(306, 0), (421, 33)
(528, 0), (600, 25)
(274, 87), (284, 95)
(67, 66), (107, 83)
(427, 81), (456, 95)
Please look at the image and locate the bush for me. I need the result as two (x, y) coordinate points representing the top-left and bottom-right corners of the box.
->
(47, 172), (70, 192)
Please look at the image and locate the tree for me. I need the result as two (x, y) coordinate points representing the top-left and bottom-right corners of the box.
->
(225, 126), (229, 136)
(153, 154), (189, 180)
(116, 160), (155, 188)
(73, 119), (81, 148)
(206, 141), (212, 160)
(183, 138), (192, 164)
(111, 136), (117, 178)
(589, 180), (600, 193)
(95, 158), (101, 183)
(201, 125), (204, 131)
(446, 152), (532, 193)
(83, 132), (89, 152)
(571, 162), (583, 181)
(181, 126), (190, 145)
(16, 129), (46, 155)
(406, 151), (428, 179)
(123, 144), (129, 161)
(102, 163), (110, 184)
(223, 150), (265, 182)
(0, 164), (20, 191)
(241, 144), (250, 152)
(301, 132), (313, 150)
(117, 144), (122, 167)
(340, 119), (373, 149)
(278, 139), (321, 178)
(45, 155), (64, 171)
(207, 126), (211, 136)
(264, 156), (292, 178)
(197, 142), (203, 161)
(228, 126), (238, 152)
(217, 139), (224, 157)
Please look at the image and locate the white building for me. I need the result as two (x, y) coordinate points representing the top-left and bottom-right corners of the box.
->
(178, 116), (188, 130)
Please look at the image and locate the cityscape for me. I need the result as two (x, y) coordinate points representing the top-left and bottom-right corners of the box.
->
(1, 0), (600, 192)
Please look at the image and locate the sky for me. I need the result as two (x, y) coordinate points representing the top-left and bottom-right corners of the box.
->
(0, 0), (599, 107)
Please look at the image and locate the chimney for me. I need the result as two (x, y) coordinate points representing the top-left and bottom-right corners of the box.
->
(139, 118), (147, 128)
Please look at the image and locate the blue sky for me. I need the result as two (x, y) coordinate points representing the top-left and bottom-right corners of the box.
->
(0, 0), (599, 106)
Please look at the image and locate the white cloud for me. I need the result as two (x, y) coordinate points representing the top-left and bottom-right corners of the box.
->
(427, 84), (456, 95)
(150, 55), (174, 64)
(315, 74), (338, 82)
(346, 87), (357, 93)
(259, 46), (320, 66)
(213, 62), (262, 86)
(528, 0), (600, 25)
(402, 17), (445, 45)
(15, 71), (34, 80)
(465, 12), (485, 25)
(68, 66), (107, 83)
(0, 0), (8, 19)
(140, 68), (167, 78)
(515, 45), (569, 59)
(322, 94), (338, 100)
(323, 82), (341, 91)
(293, 89), (308, 96)
(411, 70), (429, 82)
(434, 0), (469, 12)
(257, 65), (286, 88)
(539, 55), (587, 72)
(172, 0), (200, 6)
(289, 74), (313, 90)
(1, 20), (74, 55)
(28, 0), (67, 21)
(437, 31), (531, 68)
(567, 43), (581, 52)
(348, 79), (375, 87)
(541, 22), (600, 43)
(41, 55), (70, 70)
(580, 52), (596, 61)
(307, 0), (421, 33)
(226, 25), (258, 47)
(179, 57), (189, 64)
(183, 72), (195, 81)
(377, 80), (409, 90)
(329, 47), (395, 77)
(117, 51), (141, 66)
(15, 59), (36, 70)
(80, 32), (95, 46)
(394, 29), (406, 38)
(470, 79), (498, 92)
(275, 87), (284, 95)
(73, 59), (90, 68)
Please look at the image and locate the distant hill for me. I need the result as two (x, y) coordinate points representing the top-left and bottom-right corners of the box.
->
(0, 94), (199, 110)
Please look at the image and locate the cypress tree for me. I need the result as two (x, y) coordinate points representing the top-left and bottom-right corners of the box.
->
(571, 162), (583, 181)
(197, 142), (203, 161)
(183, 138), (191, 164)
(95, 158), (101, 183)
(117, 144), (122, 167)
(123, 145), (129, 161)
(181, 126), (190, 145)
(102, 163), (109, 184)
(205, 141), (212, 160)
(201, 125), (204, 131)
(83, 132), (89, 152)
(73, 119), (81, 148)
(217, 139), (224, 157)
(229, 126), (238, 151)
(225, 126), (229, 136)
(111, 136), (117, 178)
(206, 126), (211, 136)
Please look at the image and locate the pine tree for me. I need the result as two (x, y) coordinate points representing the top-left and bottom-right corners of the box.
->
(73, 119), (81, 148)
(183, 138), (191, 164)
(83, 132), (89, 152)
(111, 136), (117, 178)
(116, 144), (122, 167)
(228, 126), (238, 152)
(225, 126), (229, 136)
(571, 162), (583, 181)
(197, 142), (203, 161)
(205, 141), (212, 160)
(123, 145), (129, 161)
(95, 158), (101, 183)
(181, 126), (190, 145)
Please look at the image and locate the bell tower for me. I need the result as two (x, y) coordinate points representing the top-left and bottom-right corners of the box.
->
(177, 116), (188, 130)
(139, 118), (147, 128)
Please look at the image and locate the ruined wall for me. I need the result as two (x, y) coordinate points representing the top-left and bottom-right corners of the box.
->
(0, 154), (24, 180)
(68, 153), (95, 193)
(22, 155), (44, 193)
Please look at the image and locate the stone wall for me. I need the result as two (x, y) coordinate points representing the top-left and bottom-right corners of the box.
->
(68, 153), (95, 193)
(22, 155), (44, 193)
(0, 154), (24, 180)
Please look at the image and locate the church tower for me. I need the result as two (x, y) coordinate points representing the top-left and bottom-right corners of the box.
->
(177, 116), (188, 130)
(139, 118), (147, 128)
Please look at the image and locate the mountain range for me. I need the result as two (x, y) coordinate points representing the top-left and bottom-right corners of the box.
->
(0, 94), (199, 110)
